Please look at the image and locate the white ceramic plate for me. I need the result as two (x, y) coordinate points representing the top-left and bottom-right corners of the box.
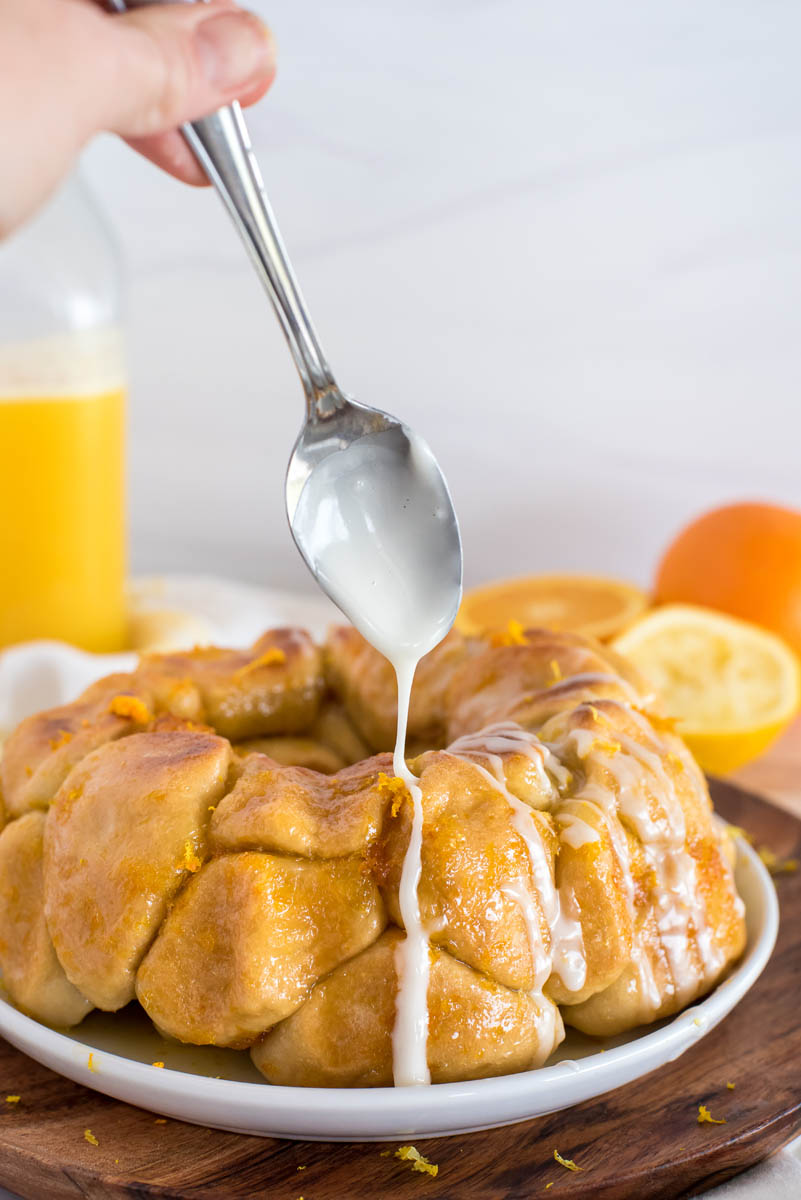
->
(0, 838), (777, 1141)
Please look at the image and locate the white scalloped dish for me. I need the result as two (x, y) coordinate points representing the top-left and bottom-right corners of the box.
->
(0, 836), (777, 1141)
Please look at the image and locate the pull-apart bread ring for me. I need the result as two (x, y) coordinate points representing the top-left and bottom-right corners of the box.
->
(0, 625), (745, 1085)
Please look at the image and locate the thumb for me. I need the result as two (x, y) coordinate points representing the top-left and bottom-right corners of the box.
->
(98, 2), (276, 139)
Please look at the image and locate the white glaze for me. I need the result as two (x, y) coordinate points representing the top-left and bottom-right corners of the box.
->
(551, 711), (723, 1010)
(391, 661), (431, 1086)
(556, 807), (601, 849)
(291, 425), (461, 1087)
(446, 723), (587, 996)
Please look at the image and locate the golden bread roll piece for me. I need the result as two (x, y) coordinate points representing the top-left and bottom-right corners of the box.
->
(537, 696), (746, 1028)
(211, 752), (393, 859)
(561, 910), (676, 1034)
(0, 811), (92, 1026)
(251, 929), (562, 1086)
(44, 730), (231, 1010)
(0, 674), (153, 818)
(445, 628), (642, 742)
(137, 629), (324, 740)
(546, 794), (634, 1006)
(373, 752), (556, 989)
(136, 852), (386, 1047)
(232, 736), (346, 774)
(325, 627), (474, 750)
(307, 699), (371, 765)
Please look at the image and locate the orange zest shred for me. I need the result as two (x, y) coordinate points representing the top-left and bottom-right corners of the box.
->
(84, 1129), (99, 1146)
(554, 1149), (582, 1171)
(594, 739), (621, 756)
(394, 1145), (439, 1178)
(667, 752), (685, 773)
(154, 1118), (167, 1124)
(108, 695), (152, 724)
(152, 1061), (165, 1069)
(490, 619), (529, 648)
(48, 729), (73, 751)
(24, 765), (33, 778)
(726, 1082), (735, 1090)
(698, 1104), (726, 1125)
(181, 842), (202, 873)
(5, 1096), (20, 1104)
(234, 648), (287, 679)
(757, 846), (798, 875)
(545, 1185), (554, 1192)
(634, 707), (679, 733)
(87, 1053), (98, 1074)
(549, 659), (563, 683)
(378, 772), (410, 818)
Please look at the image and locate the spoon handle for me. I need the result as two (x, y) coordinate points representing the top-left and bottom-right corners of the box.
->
(182, 105), (336, 409)
(105, 0), (336, 415)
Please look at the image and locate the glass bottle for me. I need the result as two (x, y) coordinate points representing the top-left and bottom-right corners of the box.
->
(0, 172), (127, 652)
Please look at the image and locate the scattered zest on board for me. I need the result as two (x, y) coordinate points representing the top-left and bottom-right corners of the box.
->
(84, 1129), (99, 1146)
(394, 1145), (439, 1178)
(554, 1148), (583, 1171)
(757, 846), (798, 875)
(697, 1105), (726, 1125)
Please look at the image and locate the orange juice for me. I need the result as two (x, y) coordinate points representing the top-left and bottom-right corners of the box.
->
(0, 332), (127, 651)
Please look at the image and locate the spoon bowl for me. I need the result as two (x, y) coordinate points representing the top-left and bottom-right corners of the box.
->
(289, 402), (462, 660)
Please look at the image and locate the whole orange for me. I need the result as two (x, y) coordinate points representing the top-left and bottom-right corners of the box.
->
(654, 502), (801, 656)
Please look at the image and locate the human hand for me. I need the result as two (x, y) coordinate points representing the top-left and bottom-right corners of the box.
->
(0, 0), (276, 237)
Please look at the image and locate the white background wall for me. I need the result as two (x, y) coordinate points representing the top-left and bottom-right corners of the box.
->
(81, 0), (801, 595)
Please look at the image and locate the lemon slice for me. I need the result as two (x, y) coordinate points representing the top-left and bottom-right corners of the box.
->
(612, 604), (801, 773)
(456, 574), (649, 642)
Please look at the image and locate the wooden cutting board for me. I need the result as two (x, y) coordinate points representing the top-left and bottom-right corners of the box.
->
(0, 779), (798, 1200)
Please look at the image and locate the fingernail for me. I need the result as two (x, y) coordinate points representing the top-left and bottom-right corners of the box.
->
(195, 10), (275, 91)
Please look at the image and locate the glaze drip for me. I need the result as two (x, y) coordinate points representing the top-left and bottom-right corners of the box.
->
(390, 661), (431, 1086)
(447, 722), (587, 996)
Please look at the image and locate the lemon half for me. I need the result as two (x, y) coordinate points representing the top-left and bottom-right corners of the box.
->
(612, 604), (801, 773)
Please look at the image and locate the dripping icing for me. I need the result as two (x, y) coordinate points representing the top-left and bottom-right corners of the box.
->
(391, 660), (431, 1085)
(447, 722), (587, 995)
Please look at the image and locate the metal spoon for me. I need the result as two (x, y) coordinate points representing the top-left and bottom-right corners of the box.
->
(108, 0), (463, 637)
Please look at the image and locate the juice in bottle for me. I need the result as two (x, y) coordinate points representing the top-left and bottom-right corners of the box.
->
(0, 331), (127, 651)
